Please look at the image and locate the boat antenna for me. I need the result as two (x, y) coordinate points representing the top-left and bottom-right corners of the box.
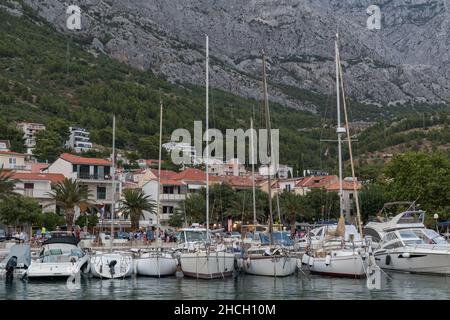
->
(110, 115), (116, 253)
(261, 50), (274, 245)
(205, 34), (210, 243)
(337, 40), (364, 236)
(250, 117), (257, 225)
(335, 34), (345, 221)
(156, 89), (163, 244)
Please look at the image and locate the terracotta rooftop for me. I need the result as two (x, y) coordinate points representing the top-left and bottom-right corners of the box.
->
(219, 175), (253, 188)
(295, 175), (338, 189)
(59, 153), (111, 166)
(151, 169), (179, 180)
(30, 163), (49, 173)
(0, 151), (26, 157)
(11, 172), (65, 184)
(174, 168), (220, 182)
(327, 180), (362, 191)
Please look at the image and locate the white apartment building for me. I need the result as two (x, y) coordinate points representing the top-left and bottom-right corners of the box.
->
(46, 153), (123, 227)
(0, 140), (11, 151)
(162, 142), (199, 165)
(209, 158), (247, 176)
(16, 122), (46, 155)
(11, 172), (65, 213)
(0, 151), (29, 171)
(66, 127), (93, 153)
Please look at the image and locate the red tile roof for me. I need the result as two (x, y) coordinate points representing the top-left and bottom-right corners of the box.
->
(59, 153), (111, 166)
(160, 179), (184, 186)
(219, 176), (253, 188)
(151, 169), (178, 180)
(11, 172), (65, 184)
(0, 151), (26, 157)
(295, 175), (338, 189)
(327, 180), (362, 191)
(174, 168), (220, 182)
(30, 163), (49, 173)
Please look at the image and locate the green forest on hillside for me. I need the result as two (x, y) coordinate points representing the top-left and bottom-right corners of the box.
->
(0, 2), (449, 179)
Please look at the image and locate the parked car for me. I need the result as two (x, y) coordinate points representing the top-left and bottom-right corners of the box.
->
(0, 229), (6, 242)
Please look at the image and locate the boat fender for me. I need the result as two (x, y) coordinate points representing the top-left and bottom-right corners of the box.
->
(325, 254), (331, 266)
(301, 253), (310, 265)
(402, 252), (410, 258)
(308, 257), (314, 267)
(385, 254), (391, 265)
(245, 257), (251, 269)
(175, 264), (184, 278)
(82, 261), (90, 275)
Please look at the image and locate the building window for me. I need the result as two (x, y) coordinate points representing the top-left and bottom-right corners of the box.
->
(162, 206), (174, 214)
(163, 186), (174, 194)
(8, 158), (16, 165)
(349, 193), (354, 199)
(97, 186), (106, 200)
(72, 164), (78, 173)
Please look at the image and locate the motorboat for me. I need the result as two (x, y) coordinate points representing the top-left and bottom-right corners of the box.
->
(26, 233), (90, 279)
(365, 210), (450, 275)
(133, 248), (177, 277)
(90, 251), (134, 279)
(373, 228), (450, 275)
(0, 244), (31, 280)
(176, 227), (235, 279)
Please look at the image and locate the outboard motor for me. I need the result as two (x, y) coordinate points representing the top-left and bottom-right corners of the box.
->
(108, 260), (117, 276)
(5, 256), (18, 281)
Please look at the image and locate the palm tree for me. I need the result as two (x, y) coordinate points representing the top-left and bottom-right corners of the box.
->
(47, 178), (91, 231)
(119, 188), (156, 230)
(280, 191), (307, 233)
(0, 166), (17, 200)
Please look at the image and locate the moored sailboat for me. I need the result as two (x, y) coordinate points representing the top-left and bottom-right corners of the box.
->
(178, 35), (235, 279)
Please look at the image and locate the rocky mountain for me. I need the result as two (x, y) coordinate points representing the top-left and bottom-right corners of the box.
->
(22, 0), (450, 113)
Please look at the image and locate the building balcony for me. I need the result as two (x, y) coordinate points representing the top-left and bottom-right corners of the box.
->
(7, 164), (30, 171)
(77, 172), (112, 181)
(160, 193), (186, 201)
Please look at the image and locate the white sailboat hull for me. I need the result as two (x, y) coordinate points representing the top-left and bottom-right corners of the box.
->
(243, 255), (297, 277)
(135, 252), (178, 277)
(374, 248), (450, 275)
(90, 253), (133, 279)
(304, 250), (367, 278)
(180, 251), (235, 279)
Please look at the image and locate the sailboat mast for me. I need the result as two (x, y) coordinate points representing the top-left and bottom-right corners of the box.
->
(250, 118), (257, 225)
(156, 94), (163, 241)
(335, 34), (344, 219)
(110, 115), (116, 252)
(205, 34), (210, 239)
(261, 51), (273, 245)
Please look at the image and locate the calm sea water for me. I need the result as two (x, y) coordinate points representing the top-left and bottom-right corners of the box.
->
(1, 272), (449, 300)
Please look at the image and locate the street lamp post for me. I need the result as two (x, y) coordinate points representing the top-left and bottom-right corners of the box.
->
(434, 213), (439, 233)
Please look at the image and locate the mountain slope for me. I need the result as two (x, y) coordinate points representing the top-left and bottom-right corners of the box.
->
(23, 0), (450, 110)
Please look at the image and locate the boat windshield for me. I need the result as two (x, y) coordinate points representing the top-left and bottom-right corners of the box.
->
(181, 230), (207, 243)
(414, 229), (448, 245)
(259, 232), (293, 246)
(398, 230), (426, 245)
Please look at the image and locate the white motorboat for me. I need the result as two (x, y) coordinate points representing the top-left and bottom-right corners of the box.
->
(26, 233), (90, 279)
(134, 249), (177, 277)
(90, 251), (134, 279)
(177, 227), (235, 279)
(373, 228), (450, 275)
(243, 246), (297, 277)
(0, 244), (31, 279)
